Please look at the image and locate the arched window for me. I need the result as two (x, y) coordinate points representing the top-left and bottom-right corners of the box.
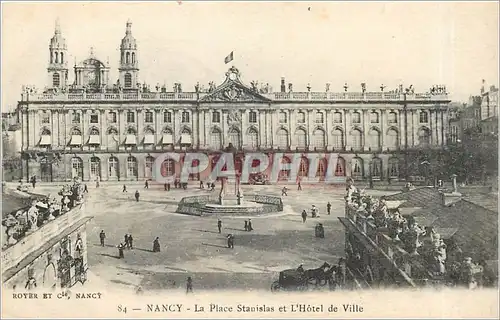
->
(370, 112), (379, 123)
(295, 128), (307, 149)
(368, 128), (381, 150)
(163, 111), (172, 123)
(298, 157), (308, 177)
(108, 156), (119, 179)
(161, 159), (175, 177)
(212, 111), (220, 123)
(71, 127), (82, 136)
(350, 129), (362, 151)
(418, 127), (431, 146)
(371, 158), (382, 178)
(315, 112), (324, 123)
(248, 128), (258, 149)
(316, 158), (327, 178)
(313, 129), (326, 149)
(145, 156), (155, 179)
(55, 52), (59, 63)
(352, 112), (361, 124)
(106, 128), (119, 151)
(419, 111), (428, 123)
(126, 156), (138, 178)
(210, 128), (222, 150)
(90, 157), (101, 180)
(277, 128), (289, 149)
(249, 111), (257, 123)
(389, 158), (399, 178)
(297, 111), (306, 123)
(60, 52), (64, 64)
(53, 73), (60, 87)
(332, 128), (344, 149)
(279, 156), (291, 180)
(90, 128), (99, 135)
(387, 128), (399, 150)
(351, 158), (364, 179)
(228, 128), (241, 149)
(124, 73), (132, 88)
(131, 52), (135, 64)
(126, 52), (130, 64)
(388, 112), (398, 124)
(335, 157), (346, 176)
(333, 112), (342, 123)
(144, 128), (155, 145)
(41, 128), (51, 136)
(279, 111), (287, 123)
(71, 157), (83, 180)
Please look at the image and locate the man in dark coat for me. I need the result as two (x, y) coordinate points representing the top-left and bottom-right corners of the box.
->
(327, 202), (331, 215)
(244, 220), (248, 231)
(122, 185), (127, 192)
(217, 219), (222, 233)
(124, 234), (130, 249)
(118, 243), (125, 258)
(99, 230), (106, 246)
(302, 210), (307, 223)
(135, 190), (140, 202)
(227, 234), (234, 249)
(164, 183), (167, 191)
(247, 219), (253, 231)
(144, 180), (149, 189)
(153, 237), (161, 252)
(186, 277), (193, 294)
(281, 187), (288, 196)
(128, 234), (134, 249)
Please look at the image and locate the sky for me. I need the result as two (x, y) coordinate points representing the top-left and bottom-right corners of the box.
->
(1, 1), (499, 111)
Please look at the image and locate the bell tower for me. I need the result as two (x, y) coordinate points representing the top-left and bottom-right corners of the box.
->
(47, 18), (69, 90)
(118, 19), (139, 90)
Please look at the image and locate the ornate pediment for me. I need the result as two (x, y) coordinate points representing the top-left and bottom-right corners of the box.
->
(201, 67), (271, 103)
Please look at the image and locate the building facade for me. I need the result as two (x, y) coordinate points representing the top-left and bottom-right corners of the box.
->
(480, 84), (499, 135)
(18, 20), (451, 183)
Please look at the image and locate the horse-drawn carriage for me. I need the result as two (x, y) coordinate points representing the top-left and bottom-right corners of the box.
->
(271, 262), (335, 292)
(249, 173), (271, 185)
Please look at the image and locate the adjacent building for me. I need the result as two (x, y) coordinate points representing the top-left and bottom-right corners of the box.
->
(18, 20), (451, 183)
(480, 84), (499, 135)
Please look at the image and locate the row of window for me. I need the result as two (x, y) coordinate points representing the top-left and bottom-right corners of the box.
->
(56, 155), (401, 180)
(38, 110), (432, 126)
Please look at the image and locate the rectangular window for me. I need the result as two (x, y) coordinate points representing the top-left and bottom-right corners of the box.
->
(249, 111), (257, 123)
(108, 112), (117, 123)
(279, 112), (287, 123)
(41, 113), (50, 124)
(145, 111), (154, 123)
(127, 112), (135, 123)
(90, 114), (99, 124)
(164, 111), (172, 123)
(72, 113), (81, 124)
(182, 112), (190, 123)
(212, 112), (220, 123)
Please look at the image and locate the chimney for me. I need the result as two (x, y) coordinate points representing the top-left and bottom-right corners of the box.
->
(281, 77), (286, 93)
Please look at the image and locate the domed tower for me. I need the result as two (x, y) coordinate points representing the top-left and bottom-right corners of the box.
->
(47, 18), (69, 90)
(118, 19), (139, 90)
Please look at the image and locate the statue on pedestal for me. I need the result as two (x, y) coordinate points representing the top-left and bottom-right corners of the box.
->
(219, 179), (226, 205)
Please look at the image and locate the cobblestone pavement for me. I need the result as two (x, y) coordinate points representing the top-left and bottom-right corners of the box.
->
(24, 182), (397, 292)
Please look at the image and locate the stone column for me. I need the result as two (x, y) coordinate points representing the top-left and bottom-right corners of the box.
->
(118, 110), (125, 150)
(362, 109), (369, 151)
(259, 110), (266, 148)
(412, 110), (418, 147)
(428, 110), (434, 145)
(435, 109), (441, 145)
(344, 109), (351, 150)
(380, 109), (386, 150)
(100, 110), (106, 150)
(173, 110), (180, 149)
(82, 110), (89, 147)
(34, 111), (40, 147)
(242, 109), (248, 147)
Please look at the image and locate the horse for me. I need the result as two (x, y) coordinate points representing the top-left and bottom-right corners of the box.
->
(303, 262), (331, 286)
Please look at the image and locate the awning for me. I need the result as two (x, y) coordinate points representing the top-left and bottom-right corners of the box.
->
(125, 134), (137, 145)
(88, 135), (100, 145)
(162, 134), (173, 144)
(39, 135), (51, 146)
(69, 135), (82, 146)
(144, 135), (155, 145)
(180, 134), (192, 145)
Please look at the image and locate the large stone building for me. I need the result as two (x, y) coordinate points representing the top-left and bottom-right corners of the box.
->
(17, 20), (451, 183)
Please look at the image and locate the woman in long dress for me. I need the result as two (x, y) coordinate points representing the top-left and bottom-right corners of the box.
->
(153, 237), (161, 252)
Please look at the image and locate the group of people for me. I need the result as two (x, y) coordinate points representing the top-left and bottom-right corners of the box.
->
(122, 185), (141, 202)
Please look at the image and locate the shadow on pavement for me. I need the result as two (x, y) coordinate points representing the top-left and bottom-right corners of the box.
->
(202, 242), (228, 249)
(192, 229), (220, 234)
(99, 253), (121, 259)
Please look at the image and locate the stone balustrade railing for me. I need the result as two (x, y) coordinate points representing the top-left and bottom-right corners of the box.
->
(21, 91), (449, 102)
(1, 202), (86, 273)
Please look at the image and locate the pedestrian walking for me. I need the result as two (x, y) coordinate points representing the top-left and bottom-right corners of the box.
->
(122, 185), (127, 192)
(302, 210), (307, 223)
(244, 220), (248, 231)
(211, 182), (215, 191)
(167, 183), (171, 191)
(248, 219), (253, 231)
(164, 183), (167, 191)
(200, 181), (204, 189)
(217, 219), (222, 233)
(227, 234), (234, 249)
(99, 230), (106, 246)
(327, 202), (331, 215)
(118, 243), (125, 258)
(281, 187), (288, 196)
(96, 180), (100, 188)
(186, 277), (193, 294)
(129, 234), (134, 249)
(124, 234), (130, 249)
(135, 190), (140, 202)
(153, 237), (161, 252)
(31, 176), (36, 189)
(84, 184), (88, 193)
(145, 180), (149, 189)
(297, 181), (302, 191)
